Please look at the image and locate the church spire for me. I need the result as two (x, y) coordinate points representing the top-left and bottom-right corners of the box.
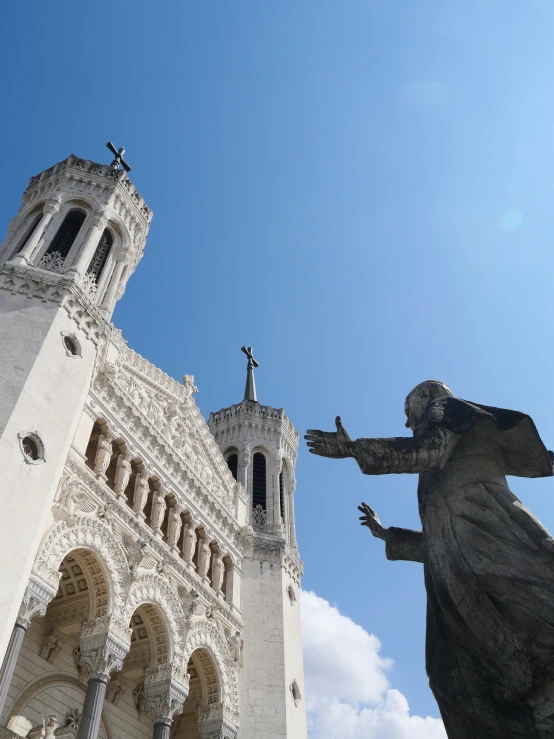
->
(241, 346), (259, 402)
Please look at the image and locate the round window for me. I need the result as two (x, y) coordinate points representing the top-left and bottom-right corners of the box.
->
(19, 432), (45, 464)
(64, 335), (78, 355)
(22, 436), (39, 460)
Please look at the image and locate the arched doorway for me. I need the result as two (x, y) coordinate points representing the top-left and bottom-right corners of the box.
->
(3, 549), (113, 737)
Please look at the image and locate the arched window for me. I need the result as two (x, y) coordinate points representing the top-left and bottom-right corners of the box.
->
(226, 453), (238, 481)
(87, 228), (113, 281)
(44, 209), (86, 262)
(12, 213), (42, 257)
(252, 452), (267, 511)
(279, 470), (286, 522)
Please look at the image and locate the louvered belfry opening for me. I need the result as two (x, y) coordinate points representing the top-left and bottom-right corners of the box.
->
(87, 228), (113, 281)
(252, 452), (267, 510)
(279, 471), (285, 522)
(45, 209), (86, 260)
(226, 453), (238, 481)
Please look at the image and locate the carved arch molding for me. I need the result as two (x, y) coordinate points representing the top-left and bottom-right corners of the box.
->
(6, 674), (113, 739)
(184, 621), (240, 728)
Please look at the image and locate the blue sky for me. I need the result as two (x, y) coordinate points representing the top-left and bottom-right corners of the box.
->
(4, 0), (554, 731)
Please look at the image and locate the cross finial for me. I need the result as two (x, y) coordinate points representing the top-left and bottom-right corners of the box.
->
(106, 142), (131, 173)
(241, 346), (259, 402)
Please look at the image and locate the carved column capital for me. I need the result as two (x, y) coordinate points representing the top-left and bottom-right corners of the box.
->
(43, 197), (63, 215)
(197, 703), (237, 739)
(143, 670), (189, 724)
(76, 627), (129, 682)
(17, 574), (57, 629)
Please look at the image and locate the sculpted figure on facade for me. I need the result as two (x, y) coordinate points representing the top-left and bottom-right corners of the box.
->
(40, 629), (65, 664)
(132, 469), (150, 517)
(197, 537), (211, 581)
(182, 522), (197, 566)
(106, 677), (125, 706)
(227, 630), (243, 666)
(28, 714), (59, 739)
(306, 380), (554, 739)
(167, 504), (183, 551)
(211, 553), (224, 594)
(93, 431), (113, 478)
(114, 450), (133, 497)
(150, 483), (167, 536)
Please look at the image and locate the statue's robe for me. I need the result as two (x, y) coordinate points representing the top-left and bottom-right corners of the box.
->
(355, 397), (554, 739)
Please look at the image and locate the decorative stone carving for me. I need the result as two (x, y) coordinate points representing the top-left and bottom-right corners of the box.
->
(106, 677), (125, 706)
(37, 250), (64, 272)
(132, 470), (149, 518)
(93, 432), (113, 479)
(197, 538), (211, 582)
(226, 631), (243, 666)
(17, 574), (57, 629)
(181, 588), (200, 622)
(251, 504), (267, 529)
(133, 683), (149, 719)
(123, 534), (147, 575)
(182, 523), (197, 566)
(211, 554), (224, 594)
(27, 714), (59, 739)
(114, 451), (133, 497)
(76, 626), (129, 681)
(167, 505), (183, 552)
(143, 673), (188, 725)
(40, 629), (65, 664)
(150, 483), (166, 537)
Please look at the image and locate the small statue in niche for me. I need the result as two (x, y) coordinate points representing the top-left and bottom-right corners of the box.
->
(150, 484), (166, 535)
(182, 523), (197, 566)
(167, 505), (183, 551)
(132, 469), (150, 517)
(114, 451), (133, 497)
(211, 553), (224, 594)
(27, 714), (59, 739)
(93, 431), (113, 478)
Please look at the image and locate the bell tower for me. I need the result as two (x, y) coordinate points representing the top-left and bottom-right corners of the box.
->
(0, 147), (152, 663)
(208, 349), (307, 739)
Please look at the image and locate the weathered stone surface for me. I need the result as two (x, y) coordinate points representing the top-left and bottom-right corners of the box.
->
(306, 380), (554, 738)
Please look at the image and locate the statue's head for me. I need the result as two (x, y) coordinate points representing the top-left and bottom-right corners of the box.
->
(404, 380), (453, 432)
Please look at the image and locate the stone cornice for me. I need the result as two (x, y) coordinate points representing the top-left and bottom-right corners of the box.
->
(0, 263), (110, 345)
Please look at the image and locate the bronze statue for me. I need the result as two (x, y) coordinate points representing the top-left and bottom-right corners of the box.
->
(306, 380), (554, 738)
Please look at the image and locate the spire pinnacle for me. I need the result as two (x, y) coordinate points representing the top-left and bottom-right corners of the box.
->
(241, 346), (259, 402)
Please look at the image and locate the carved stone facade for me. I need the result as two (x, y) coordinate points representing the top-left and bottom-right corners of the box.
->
(0, 153), (306, 739)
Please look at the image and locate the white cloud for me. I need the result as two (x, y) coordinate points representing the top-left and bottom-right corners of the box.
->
(301, 591), (446, 739)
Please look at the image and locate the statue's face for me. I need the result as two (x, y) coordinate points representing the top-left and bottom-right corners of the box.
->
(404, 387), (431, 432)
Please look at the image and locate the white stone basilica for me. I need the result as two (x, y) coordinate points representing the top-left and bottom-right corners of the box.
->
(0, 150), (307, 739)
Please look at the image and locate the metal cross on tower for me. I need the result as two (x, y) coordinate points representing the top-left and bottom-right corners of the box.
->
(106, 142), (131, 173)
(241, 346), (259, 402)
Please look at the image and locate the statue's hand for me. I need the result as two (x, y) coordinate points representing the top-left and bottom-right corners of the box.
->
(358, 502), (387, 541)
(305, 417), (354, 459)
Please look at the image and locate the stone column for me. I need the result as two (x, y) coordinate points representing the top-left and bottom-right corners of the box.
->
(271, 460), (283, 535)
(11, 198), (61, 265)
(288, 482), (298, 548)
(144, 669), (188, 739)
(239, 450), (251, 490)
(0, 574), (56, 713)
(67, 213), (108, 276)
(75, 626), (129, 739)
(99, 259), (125, 314)
(0, 216), (19, 261)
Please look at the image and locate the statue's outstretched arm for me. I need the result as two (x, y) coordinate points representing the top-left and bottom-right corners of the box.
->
(359, 502), (424, 563)
(354, 426), (458, 475)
